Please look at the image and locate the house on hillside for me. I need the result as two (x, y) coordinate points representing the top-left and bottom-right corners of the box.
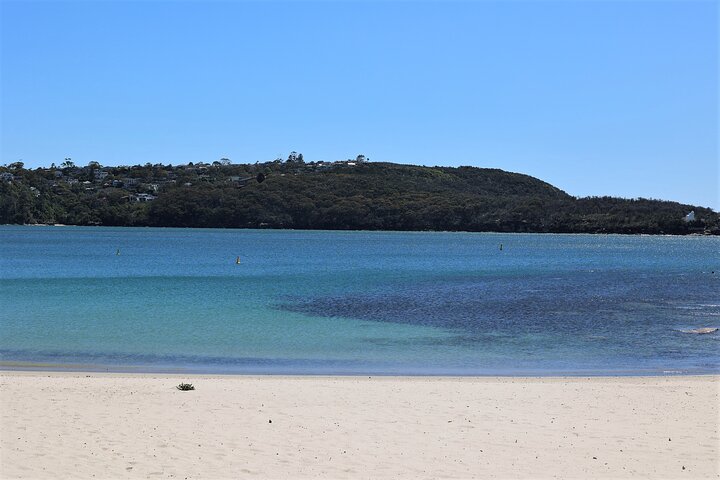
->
(228, 176), (253, 187)
(129, 193), (156, 203)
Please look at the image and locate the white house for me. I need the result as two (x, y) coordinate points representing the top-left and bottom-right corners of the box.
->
(130, 193), (156, 203)
(683, 211), (696, 222)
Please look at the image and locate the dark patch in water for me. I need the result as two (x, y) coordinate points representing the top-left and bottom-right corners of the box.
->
(279, 270), (720, 362)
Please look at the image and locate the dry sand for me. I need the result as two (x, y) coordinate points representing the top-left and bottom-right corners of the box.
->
(0, 372), (718, 479)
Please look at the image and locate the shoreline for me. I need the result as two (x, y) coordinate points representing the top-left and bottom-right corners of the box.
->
(3, 370), (720, 382)
(2, 371), (718, 479)
(5, 223), (720, 236)
(2, 361), (718, 378)
(2, 367), (719, 378)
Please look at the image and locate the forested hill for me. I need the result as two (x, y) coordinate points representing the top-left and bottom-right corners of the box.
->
(1, 159), (717, 234)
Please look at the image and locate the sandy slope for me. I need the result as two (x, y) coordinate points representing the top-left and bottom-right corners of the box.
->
(0, 373), (718, 479)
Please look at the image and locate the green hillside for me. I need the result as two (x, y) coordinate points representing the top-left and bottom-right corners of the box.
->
(1, 160), (717, 234)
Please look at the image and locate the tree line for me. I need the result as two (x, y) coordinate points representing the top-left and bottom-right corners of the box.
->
(0, 161), (717, 235)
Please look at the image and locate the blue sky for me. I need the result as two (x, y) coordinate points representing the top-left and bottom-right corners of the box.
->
(1, 0), (717, 208)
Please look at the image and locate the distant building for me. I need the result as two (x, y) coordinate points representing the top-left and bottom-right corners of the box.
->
(129, 193), (156, 203)
(95, 171), (110, 180)
(228, 176), (253, 187)
(683, 211), (696, 222)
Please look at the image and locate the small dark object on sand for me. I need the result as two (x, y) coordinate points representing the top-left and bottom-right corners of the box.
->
(269, 419), (272, 423)
(176, 383), (195, 391)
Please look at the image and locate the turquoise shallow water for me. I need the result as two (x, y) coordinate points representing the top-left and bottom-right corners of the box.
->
(1, 226), (718, 374)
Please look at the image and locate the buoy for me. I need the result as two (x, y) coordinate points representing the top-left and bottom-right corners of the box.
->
(235, 256), (241, 264)
(499, 243), (503, 251)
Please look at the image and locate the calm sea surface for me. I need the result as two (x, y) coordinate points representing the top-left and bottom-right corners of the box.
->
(1, 226), (718, 375)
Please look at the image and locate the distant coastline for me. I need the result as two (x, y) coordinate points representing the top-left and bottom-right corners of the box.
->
(5, 224), (719, 237)
(2, 160), (718, 235)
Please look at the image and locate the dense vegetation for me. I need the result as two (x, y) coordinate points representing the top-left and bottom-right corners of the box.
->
(1, 158), (717, 235)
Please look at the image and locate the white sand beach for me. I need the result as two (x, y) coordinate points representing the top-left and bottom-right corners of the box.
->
(0, 372), (718, 479)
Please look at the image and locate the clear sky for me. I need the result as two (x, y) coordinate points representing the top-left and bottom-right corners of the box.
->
(1, 0), (717, 208)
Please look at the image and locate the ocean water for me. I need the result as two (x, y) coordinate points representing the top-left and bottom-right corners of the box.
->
(1, 225), (718, 375)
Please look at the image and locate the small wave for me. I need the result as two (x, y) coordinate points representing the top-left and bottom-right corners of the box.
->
(677, 327), (718, 335)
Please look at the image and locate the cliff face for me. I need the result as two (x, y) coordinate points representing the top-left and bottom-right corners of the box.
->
(1, 161), (717, 234)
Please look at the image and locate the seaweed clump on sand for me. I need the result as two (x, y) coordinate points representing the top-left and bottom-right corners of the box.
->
(176, 383), (195, 391)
